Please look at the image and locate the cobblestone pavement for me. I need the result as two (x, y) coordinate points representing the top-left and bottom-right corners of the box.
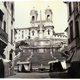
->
(8, 71), (68, 78)
(8, 72), (50, 78)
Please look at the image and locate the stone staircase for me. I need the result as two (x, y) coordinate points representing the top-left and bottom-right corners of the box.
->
(14, 50), (64, 69)
(29, 52), (54, 68)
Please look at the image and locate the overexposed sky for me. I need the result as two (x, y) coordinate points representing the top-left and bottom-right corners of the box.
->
(15, 0), (68, 33)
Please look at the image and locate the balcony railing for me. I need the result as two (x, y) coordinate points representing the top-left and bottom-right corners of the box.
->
(0, 27), (8, 43)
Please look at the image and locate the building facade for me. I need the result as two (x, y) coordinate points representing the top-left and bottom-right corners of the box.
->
(65, 2), (80, 62)
(15, 7), (67, 53)
(0, 1), (15, 77)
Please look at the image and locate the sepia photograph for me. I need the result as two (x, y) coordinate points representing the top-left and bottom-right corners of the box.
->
(0, 0), (80, 78)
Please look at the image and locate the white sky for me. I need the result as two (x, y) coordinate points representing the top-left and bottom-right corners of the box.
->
(15, 0), (68, 33)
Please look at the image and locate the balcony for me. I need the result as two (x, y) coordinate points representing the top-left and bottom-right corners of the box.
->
(0, 27), (8, 44)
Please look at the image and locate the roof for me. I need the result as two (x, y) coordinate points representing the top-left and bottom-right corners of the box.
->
(15, 26), (54, 30)
(20, 45), (61, 49)
(63, 2), (68, 4)
(30, 20), (46, 23)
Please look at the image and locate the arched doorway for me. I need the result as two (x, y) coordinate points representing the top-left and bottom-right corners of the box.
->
(9, 53), (12, 61)
(9, 49), (13, 61)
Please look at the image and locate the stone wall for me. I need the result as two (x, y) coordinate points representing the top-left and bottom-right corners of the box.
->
(3, 60), (14, 78)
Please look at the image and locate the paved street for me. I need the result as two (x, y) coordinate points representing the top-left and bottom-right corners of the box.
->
(8, 72), (50, 78)
(8, 71), (68, 78)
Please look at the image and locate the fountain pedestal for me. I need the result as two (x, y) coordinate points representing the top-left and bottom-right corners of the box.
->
(17, 61), (32, 72)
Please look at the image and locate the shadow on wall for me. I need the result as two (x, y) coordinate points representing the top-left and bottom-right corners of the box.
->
(68, 61), (80, 78)
(49, 62), (68, 78)
(0, 59), (4, 78)
(49, 61), (80, 78)
(49, 72), (68, 78)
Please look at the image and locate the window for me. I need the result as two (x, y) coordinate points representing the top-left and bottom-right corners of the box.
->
(0, 10), (3, 28)
(4, 21), (6, 32)
(29, 28), (30, 35)
(47, 15), (50, 19)
(69, 2), (72, 16)
(32, 16), (35, 21)
(32, 30), (34, 36)
(28, 36), (30, 39)
(9, 49), (13, 61)
(4, 2), (7, 8)
(75, 2), (78, 13)
(70, 21), (73, 41)
(75, 21), (79, 38)
(25, 30), (27, 34)
(22, 31), (24, 39)
(22, 35), (24, 39)
(11, 29), (13, 44)
(9, 53), (12, 61)
(48, 29), (50, 35)
(68, 38), (70, 44)
(11, 3), (13, 24)
(75, 2), (80, 15)
(0, 15), (2, 28)
(29, 32), (30, 35)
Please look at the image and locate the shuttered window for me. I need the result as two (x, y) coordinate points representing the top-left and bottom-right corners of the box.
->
(11, 29), (13, 44)
(75, 21), (79, 38)
(70, 21), (73, 41)
(4, 21), (6, 32)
